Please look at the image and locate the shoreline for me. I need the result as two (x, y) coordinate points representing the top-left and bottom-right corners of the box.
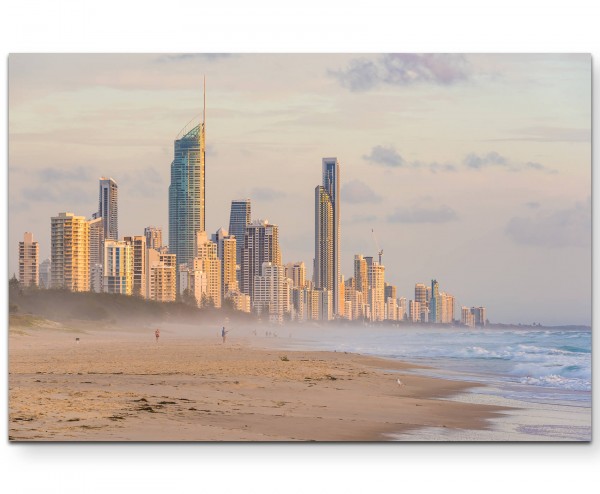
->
(8, 322), (510, 441)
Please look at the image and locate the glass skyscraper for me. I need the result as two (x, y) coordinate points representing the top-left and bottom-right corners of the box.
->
(168, 83), (206, 267)
(319, 157), (340, 315)
(228, 199), (251, 281)
(99, 177), (118, 241)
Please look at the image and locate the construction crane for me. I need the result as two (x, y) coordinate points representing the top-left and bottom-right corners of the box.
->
(371, 228), (383, 265)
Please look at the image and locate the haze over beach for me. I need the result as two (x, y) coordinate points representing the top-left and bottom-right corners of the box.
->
(8, 53), (591, 326)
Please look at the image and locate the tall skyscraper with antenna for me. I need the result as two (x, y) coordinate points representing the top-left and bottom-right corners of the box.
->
(169, 78), (206, 267)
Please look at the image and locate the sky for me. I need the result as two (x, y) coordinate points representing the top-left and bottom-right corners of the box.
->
(8, 53), (591, 325)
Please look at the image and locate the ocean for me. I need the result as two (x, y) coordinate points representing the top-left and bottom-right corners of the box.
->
(277, 324), (592, 441)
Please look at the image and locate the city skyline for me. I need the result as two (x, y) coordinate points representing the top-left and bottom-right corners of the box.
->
(8, 54), (591, 325)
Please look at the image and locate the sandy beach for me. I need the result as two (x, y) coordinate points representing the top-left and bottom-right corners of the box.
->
(9, 320), (508, 441)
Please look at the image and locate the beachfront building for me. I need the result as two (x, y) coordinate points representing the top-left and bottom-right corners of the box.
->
(290, 287), (305, 320)
(322, 157), (341, 316)
(19, 232), (39, 288)
(316, 288), (333, 321)
(124, 235), (147, 298)
(228, 199), (251, 284)
(39, 259), (51, 289)
(462, 306), (475, 327)
(285, 261), (306, 289)
(179, 263), (207, 307)
(144, 226), (163, 250)
(253, 262), (288, 323)
(385, 297), (399, 321)
(51, 212), (90, 292)
(409, 300), (421, 323)
(195, 231), (221, 308)
(440, 292), (455, 324)
(430, 279), (441, 323)
(88, 215), (104, 293)
(225, 290), (251, 313)
(354, 255), (368, 295)
(398, 297), (407, 321)
(241, 219), (281, 303)
(169, 85), (206, 269)
(146, 248), (177, 302)
(314, 184), (334, 298)
(103, 240), (133, 295)
(472, 307), (487, 326)
(98, 177), (118, 241)
(369, 261), (385, 322)
(415, 282), (429, 322)
(212, 227), (238, 299)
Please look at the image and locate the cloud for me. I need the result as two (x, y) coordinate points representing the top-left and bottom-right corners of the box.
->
(341, 180), (382, 204)
(363, 145), (456, 173)
(387, 205), (458, 224)
(525, 201), (541, 209)
(463, 151), (508, 169)
(249, 187), (286, 201)
(463, 152), (556, 173)
(38, 166), (93, 182)
(331, 54), (471, 92)
(505, 198), (591, 248)
(362, 145), (405, 167)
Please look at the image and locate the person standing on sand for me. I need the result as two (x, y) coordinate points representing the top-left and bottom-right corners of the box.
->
(155, 328), (160, 343)
(221, 326), (228, 344)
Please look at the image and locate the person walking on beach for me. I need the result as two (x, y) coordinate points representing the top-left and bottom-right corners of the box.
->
(155, 328), (160, 343)
(221, 326), (228, 344)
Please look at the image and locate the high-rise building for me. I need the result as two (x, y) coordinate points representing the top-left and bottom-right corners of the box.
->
(285, 261), (306, 289)
(39, 259), (51, 289)
(179, 262), (207, 307)
(124, 235), (147, 297)
(430, 279), (441, 323)
(212, 228), (238, 298)
(169, 81), (206, 268)
(228, 199), (251, 280)
(315, 288), (333, 321)
(144, 226), (163, 250)
(314, 185), (333, 293)
(440, 292), (455, 324)
(241, 219), (281, 302)
(384, 283), (397, 302)
(195, 231), (221, 308)
(51, 212), (90, 292)
(462, 307), (475, 327)
(253, 262), (287, 323)
(354, 254), (368, 295)
(88, 215), (104, 293)
(409, 300), (421, 323)
(98, 177), (118, 240)
(146, 248), (177, 302)
(321, 157), (340, 315)
(19, 232), (39, 288)
(369, 261), (385, 321)
(103, 239), (133, 295)
(398, 297), (407, 321)
(471, 307), (487, 326)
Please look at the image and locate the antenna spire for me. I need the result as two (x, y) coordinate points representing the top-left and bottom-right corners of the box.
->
(203, 75), (206, 126)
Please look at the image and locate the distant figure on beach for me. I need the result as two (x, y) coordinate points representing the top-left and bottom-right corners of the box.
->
(75, 337), (80, 344)
(221, 327), (228, 344)
(155, 328), (160, 343)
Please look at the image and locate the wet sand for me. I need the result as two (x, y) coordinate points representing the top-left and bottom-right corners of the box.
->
(8, 321), (509, 441)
